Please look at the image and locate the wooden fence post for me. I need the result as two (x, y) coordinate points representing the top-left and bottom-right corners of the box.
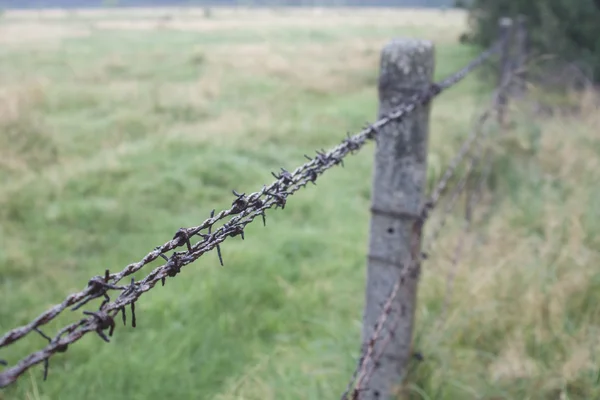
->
(497, 17), (513, 126)
(514, 15), (528, 98)
(361, 38), (434, 400)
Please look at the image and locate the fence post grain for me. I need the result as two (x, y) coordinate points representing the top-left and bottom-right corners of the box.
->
(361, 39), (434, 400)
(497, 17), (513, 126)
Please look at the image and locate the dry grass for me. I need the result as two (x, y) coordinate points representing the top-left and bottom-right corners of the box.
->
(0, 79), (58, 174)
(0, 7), (464, 46)
(0, 8), (460, 197)
(404, 90), (600, 399)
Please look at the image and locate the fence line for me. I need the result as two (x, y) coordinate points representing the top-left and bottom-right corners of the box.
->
(439, 133), (486, 322)
(421, 95), (501, 255)
(341, 75), (516, 400)
(343, 16), (528, 399)
(0, 17), (527, 397)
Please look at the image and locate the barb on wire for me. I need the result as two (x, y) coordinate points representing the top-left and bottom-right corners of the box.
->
(1, 39), (501, 390)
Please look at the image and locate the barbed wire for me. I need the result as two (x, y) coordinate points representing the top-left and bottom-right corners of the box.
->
(439, 135), (485, 323)
(421, 88), (503, 256)
(422, 50), (542, 259)
(0, 40), (502, 389)
(342, 208), (425, 400)
(341, 67), (516, 400)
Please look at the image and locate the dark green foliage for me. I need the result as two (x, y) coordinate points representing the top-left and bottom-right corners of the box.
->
(458, 0), (600, 83)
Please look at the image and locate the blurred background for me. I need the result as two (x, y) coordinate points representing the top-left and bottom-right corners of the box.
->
(1, 0), (598, 399)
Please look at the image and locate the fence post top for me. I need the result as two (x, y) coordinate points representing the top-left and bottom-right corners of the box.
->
(379, 39), (435, 90)
(381, 38), (434, 60)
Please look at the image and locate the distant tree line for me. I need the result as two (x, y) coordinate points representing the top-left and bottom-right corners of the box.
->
(3, 0), (454, 9)
(457, 0), (600, 84)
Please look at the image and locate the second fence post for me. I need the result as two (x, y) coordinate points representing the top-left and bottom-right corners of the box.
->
(361, 39), (434, 400)
(497, 17), (513, 126)
(514, 15), (528, 98)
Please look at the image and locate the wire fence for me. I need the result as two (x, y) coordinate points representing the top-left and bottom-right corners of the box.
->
(340, 18), (534, 397)
(340, 76), (515, 400)
(0, 19), (525, 398)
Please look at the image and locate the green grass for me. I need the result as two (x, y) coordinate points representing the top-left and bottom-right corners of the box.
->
(1, 7), (599, 400)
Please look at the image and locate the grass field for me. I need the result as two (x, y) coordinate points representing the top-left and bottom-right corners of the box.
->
(1, 7), (599, 400)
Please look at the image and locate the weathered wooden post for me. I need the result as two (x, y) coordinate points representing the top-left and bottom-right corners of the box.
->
(497, 17), (514, 126)
(361, 38), (434, 400)
(514, 15), (528, 98)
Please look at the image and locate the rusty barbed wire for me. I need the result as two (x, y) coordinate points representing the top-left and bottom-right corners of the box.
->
(422, 153), (476, 257)
(426, 92), (501, 211)
(348, 69), (526, 398)
(421, 83), (507, 256)
(341, 139), (485, 400)
(342, 19), (541, 399)
(425, 49), (542, 247)
(472, 145), (496, 236)
(439, 137), (485, 323)
(422, 53), (537, 260)
(342, 206), (425, 400)
(0, 41), (503, 389)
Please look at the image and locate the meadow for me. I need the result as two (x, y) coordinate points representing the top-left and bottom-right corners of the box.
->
(1, 6), (599, 400)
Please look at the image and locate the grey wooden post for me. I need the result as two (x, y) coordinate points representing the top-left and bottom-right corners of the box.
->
(497, 17), (513, 126)
(514, 15), (528, 98)
(361, 39), (434, 400)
